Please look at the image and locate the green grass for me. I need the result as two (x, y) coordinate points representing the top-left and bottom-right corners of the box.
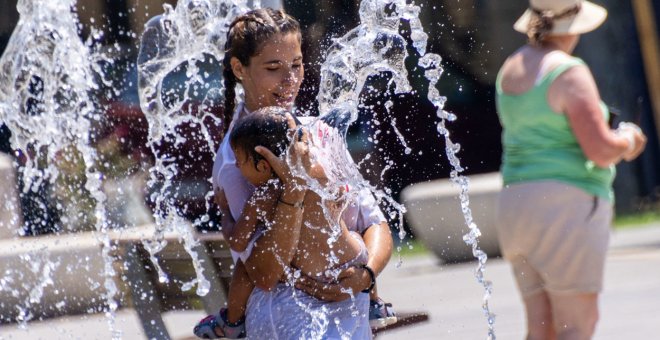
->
(392, 239), (430, 258)
(391, 210), (660, 257)
(614, 210), (660, 228)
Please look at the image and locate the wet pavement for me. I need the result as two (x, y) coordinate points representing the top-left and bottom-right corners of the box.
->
(1, 222), (659, 339)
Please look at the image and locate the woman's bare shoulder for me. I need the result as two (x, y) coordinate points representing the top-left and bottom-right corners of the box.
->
(499, 50), (540, 95)
(500, 48), (577, 95)
(548, 61), (599, 113)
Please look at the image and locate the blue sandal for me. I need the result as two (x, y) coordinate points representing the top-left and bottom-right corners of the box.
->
(369, 298), (398, 328)
(193, 308), (246, 339)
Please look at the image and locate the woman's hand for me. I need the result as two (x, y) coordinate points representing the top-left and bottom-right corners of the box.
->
(616, 122), (647, 161)
(294, 265), (371, 302)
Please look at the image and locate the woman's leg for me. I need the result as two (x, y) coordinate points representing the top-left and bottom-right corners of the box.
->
(549, 292), (599, 340)
(523, 290), (555, 340)
(499, 182), (610, 340)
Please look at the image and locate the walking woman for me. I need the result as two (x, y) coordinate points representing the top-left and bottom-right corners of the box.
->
(495, 1), (646, 339)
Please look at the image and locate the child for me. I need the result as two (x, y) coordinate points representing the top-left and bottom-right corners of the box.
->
(194, 107), (393, 339)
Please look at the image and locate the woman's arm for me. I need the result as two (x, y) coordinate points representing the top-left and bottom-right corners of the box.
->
(294, 185), (393, 301)
(551, 65), (647, 167)
(362, 221), (393, 277)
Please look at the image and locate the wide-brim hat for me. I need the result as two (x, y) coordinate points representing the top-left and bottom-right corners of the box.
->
(514, 0), (608, 36)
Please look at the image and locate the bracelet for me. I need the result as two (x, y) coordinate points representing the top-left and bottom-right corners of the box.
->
(277, 197), (304, 209)
(360, 264), (376, 293)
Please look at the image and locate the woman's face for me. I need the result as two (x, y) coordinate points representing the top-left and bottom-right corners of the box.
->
(232, 32), (304, 112)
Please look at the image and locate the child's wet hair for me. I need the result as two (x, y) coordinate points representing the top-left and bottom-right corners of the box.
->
(222, 8), (301, 134)
(230, 107), (292, 166)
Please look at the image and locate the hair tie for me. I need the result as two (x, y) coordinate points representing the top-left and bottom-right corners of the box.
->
(530, 3), (582, 20)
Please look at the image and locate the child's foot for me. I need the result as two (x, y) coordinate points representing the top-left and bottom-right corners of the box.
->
(369, 298), (397, 328)
(193, 308), (246, 339)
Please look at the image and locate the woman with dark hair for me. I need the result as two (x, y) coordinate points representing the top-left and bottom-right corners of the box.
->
(195, 8), (394, 338)
(496, 1), (646, 339)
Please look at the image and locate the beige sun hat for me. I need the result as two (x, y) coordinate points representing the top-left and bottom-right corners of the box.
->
(514, 0), (608, 35)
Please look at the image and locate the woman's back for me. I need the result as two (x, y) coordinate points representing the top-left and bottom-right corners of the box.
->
(499, 46), (572, 97)
(496, 45), (614, 200)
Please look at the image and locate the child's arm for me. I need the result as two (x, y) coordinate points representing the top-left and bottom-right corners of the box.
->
(308, 161), (329, 185)
(228, 182), (280, 252)
(215, 189), (236, 242)
(227, 199), (260, 252)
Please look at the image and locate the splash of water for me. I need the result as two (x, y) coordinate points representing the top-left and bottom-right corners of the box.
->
(0, 0), (120, 337)
(18, 250), (59, 327)
(306, 0), (495, 337)
(0, 0), (495, 337)
(137, 0), (487, 334)
(419, 51), (496, 339)
(307, 0), (416, 231)
(137, 0), (251, 295)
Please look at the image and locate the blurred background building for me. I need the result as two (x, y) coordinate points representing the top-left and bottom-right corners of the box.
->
(0, 0), (658, 236)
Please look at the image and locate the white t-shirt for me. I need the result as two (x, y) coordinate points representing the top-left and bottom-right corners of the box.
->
(211, 103), (253, 223)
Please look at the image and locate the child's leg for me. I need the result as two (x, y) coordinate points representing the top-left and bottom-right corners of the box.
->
(193, 261), (250, 339)
(226, 260), (254, 324)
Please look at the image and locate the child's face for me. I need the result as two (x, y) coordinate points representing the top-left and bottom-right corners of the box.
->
(233, 146), (272, 186)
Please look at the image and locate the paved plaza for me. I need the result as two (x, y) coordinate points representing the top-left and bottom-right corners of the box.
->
(1, 223), (659, 339)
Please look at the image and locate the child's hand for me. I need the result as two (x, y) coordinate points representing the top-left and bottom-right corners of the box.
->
(214, 188), (229, 211)
(327, 184), (349, 220)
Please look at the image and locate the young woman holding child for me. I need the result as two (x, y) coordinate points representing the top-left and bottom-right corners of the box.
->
(194, 7), (395, 339)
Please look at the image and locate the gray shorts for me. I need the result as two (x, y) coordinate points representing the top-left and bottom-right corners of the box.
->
(496, 181), (612, 297)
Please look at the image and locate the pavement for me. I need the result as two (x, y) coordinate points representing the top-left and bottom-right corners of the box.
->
(1, 222), (659, 340)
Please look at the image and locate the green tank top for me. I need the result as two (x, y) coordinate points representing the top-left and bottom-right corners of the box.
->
(496, 56), (615, 200)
